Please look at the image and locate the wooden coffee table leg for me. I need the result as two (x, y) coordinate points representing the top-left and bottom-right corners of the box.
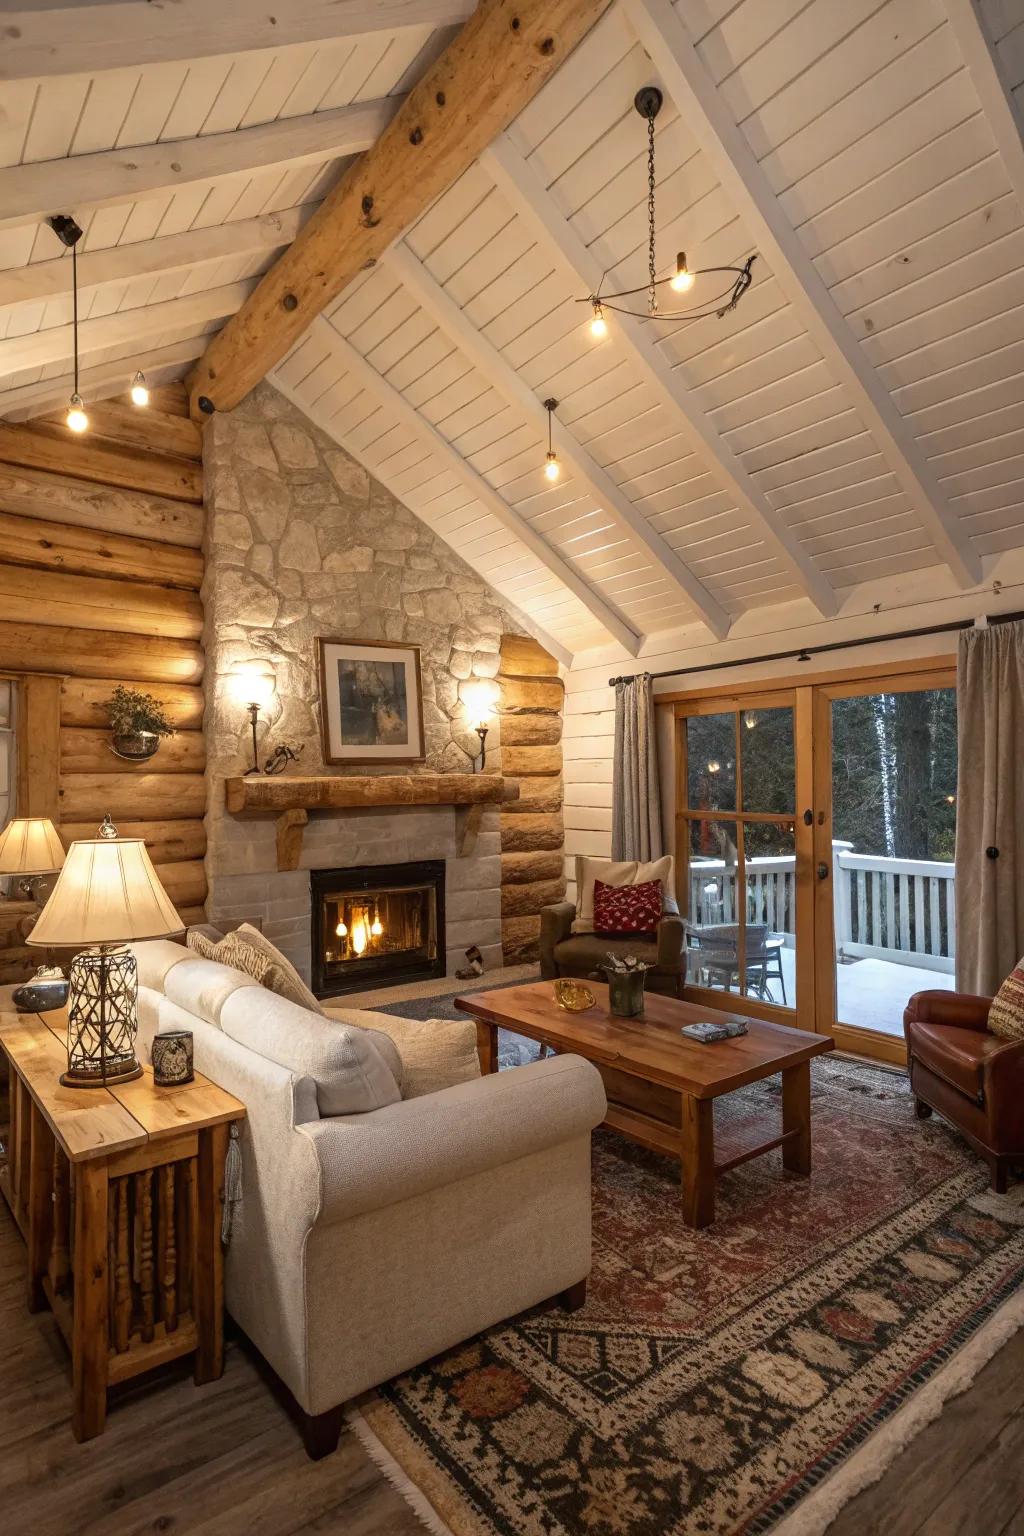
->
(782, 1061), (811, 1175)
(475, 1019), (498, 1075)
(680, 1094), (715, 1228)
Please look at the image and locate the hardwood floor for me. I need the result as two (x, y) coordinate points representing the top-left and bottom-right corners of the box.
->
(2, 1195), (1022, 1534)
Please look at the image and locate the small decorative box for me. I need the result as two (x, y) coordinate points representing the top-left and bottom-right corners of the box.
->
(152, 1028), (194, 1086)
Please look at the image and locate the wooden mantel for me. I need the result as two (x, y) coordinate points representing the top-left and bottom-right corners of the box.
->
(224, 773), (519, 871)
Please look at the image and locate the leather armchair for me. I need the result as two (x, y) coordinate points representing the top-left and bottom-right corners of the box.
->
(539, 901), (686, 997)
(904, 989), (1024, 1192)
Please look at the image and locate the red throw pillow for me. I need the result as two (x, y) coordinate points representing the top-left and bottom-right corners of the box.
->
(592, 877), (662, 936)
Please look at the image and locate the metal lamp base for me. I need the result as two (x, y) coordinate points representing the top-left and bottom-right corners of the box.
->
(61, 945), (143, 1089)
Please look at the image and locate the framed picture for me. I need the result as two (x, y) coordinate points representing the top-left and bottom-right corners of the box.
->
(316, 637), (425, 766)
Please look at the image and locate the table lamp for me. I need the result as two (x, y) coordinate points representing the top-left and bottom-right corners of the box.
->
(27, 814), (183, 1087)
(0, 816), (66, 901)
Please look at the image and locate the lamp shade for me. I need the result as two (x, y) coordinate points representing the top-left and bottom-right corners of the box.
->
(27, 834), (183, 947)
(0, 817), (66, 875)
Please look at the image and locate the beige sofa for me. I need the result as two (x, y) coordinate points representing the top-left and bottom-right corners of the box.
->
(131, 939), (606, 1457)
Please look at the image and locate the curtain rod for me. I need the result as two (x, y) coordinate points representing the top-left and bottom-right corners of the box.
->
(607, 609), (1024, 687)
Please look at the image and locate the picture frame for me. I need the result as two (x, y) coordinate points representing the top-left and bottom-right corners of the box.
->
(316, 637), (425, 766)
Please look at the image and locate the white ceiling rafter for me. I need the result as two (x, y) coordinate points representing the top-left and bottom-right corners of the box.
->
(0, 97), (399, 233)
(297, 317), (640, 655)
(624, 0), (983, 592)
(0, 281), (256, 375)
(0, 206), (316, 312)
(481, 133), (838, 620)
(386, 241), (733, 641)
(0, 0), (474, 80)
(0, 337), (213, 422)
(943, 0), (1024, 209)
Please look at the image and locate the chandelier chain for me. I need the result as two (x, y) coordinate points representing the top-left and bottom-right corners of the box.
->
(647, 113), (657, 316)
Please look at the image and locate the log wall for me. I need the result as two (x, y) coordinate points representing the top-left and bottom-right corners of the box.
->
(0, 382), (207, 980)
(498, 633), (566, 964)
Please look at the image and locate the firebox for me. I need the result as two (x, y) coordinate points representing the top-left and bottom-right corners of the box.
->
(310, 861), (446, 998)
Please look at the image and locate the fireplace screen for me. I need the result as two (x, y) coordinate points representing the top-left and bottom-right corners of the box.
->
(311, 861), (445, 997)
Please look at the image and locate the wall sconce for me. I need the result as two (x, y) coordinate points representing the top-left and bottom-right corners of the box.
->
(461, 680), (499, 773)
(228, 662), (276, 775)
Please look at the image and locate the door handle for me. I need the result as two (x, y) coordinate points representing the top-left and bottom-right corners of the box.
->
(817, 862), (829, 880)
(803, 809), (813, 826)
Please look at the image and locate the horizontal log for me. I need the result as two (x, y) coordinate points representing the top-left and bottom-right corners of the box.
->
(0, 564), (202, 640)
(60, 773), (206, 821)
(0, 509), (202, 589)
(225, 773), (519, 814)
(0, 461), (202, 547)
(501, 744), (562, 777)
(499, 634), (559, 677)
(176, 906), (207, 928)
(38, 401), (202, 462)
(118, 383), (189, 418)
(0, 899), (36, 949)
(0, 945), (35, 983)
(153, 860), (207, 908)
(500, 812), (564, 853)
(499, 714), (562, 746)
(0, 422), (202, 503)
(61, 677), (204, 730)
(502, 777), (563, 814)
(0, 622), (203, 683)
(499, 677), (563, 714)
(501, 915), (541, 965)
(60, 727), (207, 776)
(501, 878), (566, 918)
(500, 851), (565, 885)
(59, 819), (206, 864)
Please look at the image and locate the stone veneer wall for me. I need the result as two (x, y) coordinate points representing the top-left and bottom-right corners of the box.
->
(201, 380), (564, 983)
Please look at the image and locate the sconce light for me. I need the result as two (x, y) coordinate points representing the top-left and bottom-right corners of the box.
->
(228, 662), (276, 775)
(461, 679), (499, 774)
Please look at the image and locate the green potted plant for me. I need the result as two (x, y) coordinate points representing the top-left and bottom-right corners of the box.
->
(106, 685), (175, 762)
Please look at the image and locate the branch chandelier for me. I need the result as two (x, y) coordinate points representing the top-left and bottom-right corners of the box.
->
(579, 87), (757, 336)
(50, 214), (150, 435)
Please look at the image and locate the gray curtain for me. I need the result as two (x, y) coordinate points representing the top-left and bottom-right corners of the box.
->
(955, 622), (1024, 994)
(611, 674), (663, 862)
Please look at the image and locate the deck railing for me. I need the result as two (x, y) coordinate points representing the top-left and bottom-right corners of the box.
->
(689, 842), (955, 973)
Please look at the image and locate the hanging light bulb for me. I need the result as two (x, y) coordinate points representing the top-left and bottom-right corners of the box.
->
(130, 370), (149, 408)
(543, 397), (560, 482)
(590, 302), (608, 339)
(66, 393), (89, 433)
(670, 251), (695, 293)
(335, 919), (348, 938)
(370, 914), (383, 938)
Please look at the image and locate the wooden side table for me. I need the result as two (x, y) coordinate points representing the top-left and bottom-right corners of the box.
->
(0, 991), (245, 1441)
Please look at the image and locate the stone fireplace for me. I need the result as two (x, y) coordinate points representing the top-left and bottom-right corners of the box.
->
(310, 860), (446, 998)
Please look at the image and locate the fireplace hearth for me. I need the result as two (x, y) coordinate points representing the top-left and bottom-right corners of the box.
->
(310, 861), (446, 998)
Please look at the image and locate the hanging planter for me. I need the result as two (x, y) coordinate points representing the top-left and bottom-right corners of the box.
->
(106, 685), (174, 763)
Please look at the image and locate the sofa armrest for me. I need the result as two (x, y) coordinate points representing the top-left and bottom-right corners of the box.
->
(657, 913), (685, 970)
(905, 990), (993, 1033)
(540, 901), (576, 978)
(300, 1053), (607, 1226)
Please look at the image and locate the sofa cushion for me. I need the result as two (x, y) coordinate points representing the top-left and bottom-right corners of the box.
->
(219, 985), (401, 1116)
(907, 1019), (1008, 1100)
(573, 854), (677, 933)
(131, 938), (190, 991)
(989, 958), (1024, 1040)
(216, 923), (323, 1014)
(318, 1003), (405, 1093)
(186, 927), (219, 960)
(593, 876), (662, 936)
(328, 1007), (480, 1099)
(163, 957), (263, 1028)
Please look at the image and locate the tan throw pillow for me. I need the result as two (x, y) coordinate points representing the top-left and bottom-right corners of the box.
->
(186, 927), (219, 960)
(215, 935), (271, 986)
(356, 1011), (481, 1099)
(573, 854), (677, 933)
(989, 959), (1024, 1039)
(216, 923), (324, 1015)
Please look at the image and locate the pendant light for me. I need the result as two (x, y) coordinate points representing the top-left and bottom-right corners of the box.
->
(50, 215), (88, 434)
(543, 398), (560, 482)
(130, 371), (149, 408)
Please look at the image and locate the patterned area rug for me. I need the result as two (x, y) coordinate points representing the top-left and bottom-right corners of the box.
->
(355, 1055), (1024, 1535)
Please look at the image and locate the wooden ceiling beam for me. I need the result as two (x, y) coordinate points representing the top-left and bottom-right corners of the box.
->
(482, 134), (838, 620)
(295, 316), (640, 656)
(0, 98), (396, 233)
(0, 0), (475, 80)
(625, 0), (982, 592)
(943, 0), (1024, 210)
(0, 206), (315, 312)
(0, 339), (211, 423)
(187, 0), (615, 419)
(388, 241), (732, 640)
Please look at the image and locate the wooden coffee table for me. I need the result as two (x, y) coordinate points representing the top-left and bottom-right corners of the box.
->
(458, 981), (834, 1228)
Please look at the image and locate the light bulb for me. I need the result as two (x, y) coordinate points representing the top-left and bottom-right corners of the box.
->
(590, 304), (608, 339)
(544, 451), (560, 482)
(335, 920), (348, 938)
(130, 370), (149, 408)
(670, 253), (695, 294)
(66, 394), (88, 433)
(370, 917), (383, 937)
(707, 759), (720, 773)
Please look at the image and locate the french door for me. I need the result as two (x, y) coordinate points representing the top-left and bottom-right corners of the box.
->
(674, 660), (957, 1062)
